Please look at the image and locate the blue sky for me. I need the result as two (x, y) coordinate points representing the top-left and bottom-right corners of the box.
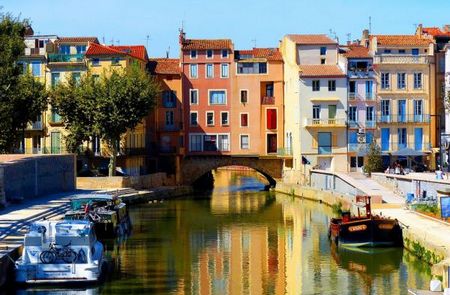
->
(2, 0), (450, 57)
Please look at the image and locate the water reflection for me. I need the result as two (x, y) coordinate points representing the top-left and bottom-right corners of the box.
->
(11, 169), (432, 294)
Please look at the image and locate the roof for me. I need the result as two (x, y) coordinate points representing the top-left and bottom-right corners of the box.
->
(56, 37), (99, 44)
(342, 45), (371, 58)
(235, 48), (283, 61)
(148, 58), (180, 75)
(286, 34), (337, 45)
(299, 65), (345, 77)
(370, 35), (432, 47)
(86, 43), (148, 61)
(181, 39), (233, 50)
(422, 27), (450, 38)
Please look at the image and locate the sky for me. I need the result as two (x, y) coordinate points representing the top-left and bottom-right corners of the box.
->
(2, 0), (450, 58)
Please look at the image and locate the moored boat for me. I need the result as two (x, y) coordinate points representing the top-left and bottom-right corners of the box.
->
(15, 220), (106, 284)
(328, 196), (403, 247)
(64, 194), (131, 238)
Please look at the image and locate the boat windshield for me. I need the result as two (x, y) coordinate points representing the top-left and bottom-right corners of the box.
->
(71, 199), (110, 210)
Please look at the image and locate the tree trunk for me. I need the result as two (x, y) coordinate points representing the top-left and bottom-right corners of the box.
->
(108, 138), (118, 177)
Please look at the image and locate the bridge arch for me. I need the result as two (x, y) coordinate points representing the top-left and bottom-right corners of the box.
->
(180, 156), (283, 188)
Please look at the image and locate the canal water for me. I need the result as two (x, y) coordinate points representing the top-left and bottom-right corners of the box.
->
(15, 169), (431, 294)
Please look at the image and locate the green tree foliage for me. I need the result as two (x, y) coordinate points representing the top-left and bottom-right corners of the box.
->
(363, 142), (384, 176)
(51, 66), (159, 176)
(0, 13), (47, 152)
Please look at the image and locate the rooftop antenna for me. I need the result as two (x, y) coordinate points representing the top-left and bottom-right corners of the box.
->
(110, 38), (114, 46)
(346, 33), (351, 43)
(369, 16), (372, 34)
(102, 36), (105, 44)
(117, 40), (120, 45)
(251, 38), (256, 48)
(166, 46), (170, 58)
(146, 35), (150, 49)
(329, 29), (337, 40)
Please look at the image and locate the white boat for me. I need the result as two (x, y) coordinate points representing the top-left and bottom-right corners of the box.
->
(15, 220), (106, 284)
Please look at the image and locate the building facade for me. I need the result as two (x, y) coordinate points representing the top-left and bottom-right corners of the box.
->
(363, 32), (435, 169)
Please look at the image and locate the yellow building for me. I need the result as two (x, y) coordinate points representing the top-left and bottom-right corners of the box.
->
(362, 31), (436, 169)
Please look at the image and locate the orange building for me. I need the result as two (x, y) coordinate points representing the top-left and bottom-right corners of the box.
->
(148, 58), (184, 181)
(179, 30), (234, 155)
(232, 48), (284, 156)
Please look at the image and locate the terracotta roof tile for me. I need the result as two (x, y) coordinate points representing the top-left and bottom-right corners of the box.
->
(286, 34), (337, 45)
(370, 35), (432, 47)
(148, 58), (180, 75)
(56, 37), (99, 44)
(86, 43), (148, 61)
(342, 45), (371, 58)
(299, 65), (345, 77)
(182, 39), (233, 50)
(235, 48), (283, 61)
(422, 27), (450, 37)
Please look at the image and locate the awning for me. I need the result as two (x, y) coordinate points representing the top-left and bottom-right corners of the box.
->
(310, 97), (340, 102)
(390, 148), (425, 157)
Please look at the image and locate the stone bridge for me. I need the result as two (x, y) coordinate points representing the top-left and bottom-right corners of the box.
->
(180, 155), (284, 187)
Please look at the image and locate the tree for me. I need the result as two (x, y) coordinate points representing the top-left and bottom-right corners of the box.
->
(0, 13), (47, 153)
(51, 66), (160, 176)
(363, 142), (384, 176)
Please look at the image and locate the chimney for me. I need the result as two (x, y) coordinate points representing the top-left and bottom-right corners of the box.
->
(362, 29), (369, 40)
(444, 25), (450, 33)
(24, 25), (34, 36)
(178, 28), (186, 45)
(417, 24), (423, 36)
(347, 40), (351, 46)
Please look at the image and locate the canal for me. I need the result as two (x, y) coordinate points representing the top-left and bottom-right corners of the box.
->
(16, 169), (432, 294)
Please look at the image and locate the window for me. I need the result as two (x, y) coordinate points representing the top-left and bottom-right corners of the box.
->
(206, 49), (213, 58)
(218, 135), (229, 151)
(397, 73), (406, 89)
(328, 80), (336, 91)
(18, 62), (27, 74)
(92, 58), (100, 66)
(206, 64), (214, 78)
(163, 90), (176, 108)
(348, 106), (357, 122)
(31, 61), (41, 77)
(384, 49), (391, 54)
(398, 100), (406, 122)
(366, 106), (374, 122)
(72, 72), (81, 84)
(414, 100), (423, 122)
(60, 45), (70, 55)
(412, 48), (419, 56)
(267, 134), (277, 153)
(320, 46), (327, 56)
(365, 80), (373, 99)
(240, 90), (248, 103)
(190, 112), (198, 126)
(203, 135), (217, 151)
(111, 57), (120, 65)
(265, 83), (274, 97)
(381, 128), (390, 151)
(313, 105), (320, 119)
(240, 113), (248, 127)
(221, 64), (229, 78)
(76, 45), (86, 54)
(349, 81), (356, 96)
(51, 72), (60, 87)
(190, 50), (197, 59)
(237, 62), (267, 74)
(240, 135), (249, 149)
(222, 49), (228, 58)
(206, 112), (214, 126)
(221, 112), (229, 125)
(398, 128), (407, 149)
(165, 111), (174, 127)
(414, 72), (422, 89)
(318, 132), (332, 154)
(398, 49), (406, 54)
(312, 80), (320, 91)
(190, 64), (198, 78)
(189, 134), (202, 151)
(415, 128), (423, 151)
(266, 109), (277, 129)
(320, 58), (326, 64)
(209, 90), (226, 105)
(381, 73), (390, 89)
(381, 100), (390, 122)
(190, 89), (198, 104)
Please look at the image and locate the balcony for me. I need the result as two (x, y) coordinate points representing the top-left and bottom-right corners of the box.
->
(26, 121), (43, 131)
(14, 147), (67, 155)
(305, 118), (346, 128)
(377, 114), (430, 124)
(24, 47), (46, 56)
(365, 121), (376, 128)
(277, 147), (293, 157)
(120, 147), (148, 156)
(48, 53), (84, 63)
(47, 113), (63, 125)
(380, 141), (432, 152)
(347, 69), (374, 79)
(348, 120), (359, 128)
(348, 92), (375, 101)
(348, 143), (369, 153)
(261, 96), (275, 105)
(373, 54), (430, 65)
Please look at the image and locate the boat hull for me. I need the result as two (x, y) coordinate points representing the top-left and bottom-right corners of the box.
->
(329, 218), (403, 248)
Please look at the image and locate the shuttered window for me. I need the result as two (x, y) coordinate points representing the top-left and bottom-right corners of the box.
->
(266, 109), (277, 129)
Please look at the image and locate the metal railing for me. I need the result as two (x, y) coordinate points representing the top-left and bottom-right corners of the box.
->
(48, 53), (84, 63)
(26, 121), (43, 130)
(120, 148), (148, 156)
(14, 147), (67, 155)
(373, 54), (430, 64)
(377, 114), (431, 124)
(380, 141), (432, 152)
(347, 69), (374, 78)
(277, 147), (293, 156)
(348, 92), (374, 101)
(348, 143), (369, 152)
(261, 96), (275, 105)
(305, 118), (346, 127)
(47, 113), (63, 124)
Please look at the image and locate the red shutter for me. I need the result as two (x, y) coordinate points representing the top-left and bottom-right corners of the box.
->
(267, 109), (277, 129)
(241, 114), (248, 127)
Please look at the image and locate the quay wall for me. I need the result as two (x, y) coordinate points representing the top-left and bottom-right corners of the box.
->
(0, 155), (75, 204)
(77, 173), (176, 190)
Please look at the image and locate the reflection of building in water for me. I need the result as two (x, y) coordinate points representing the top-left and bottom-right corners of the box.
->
(210, 193), (271, 214)
(189, 225), (286, 295)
